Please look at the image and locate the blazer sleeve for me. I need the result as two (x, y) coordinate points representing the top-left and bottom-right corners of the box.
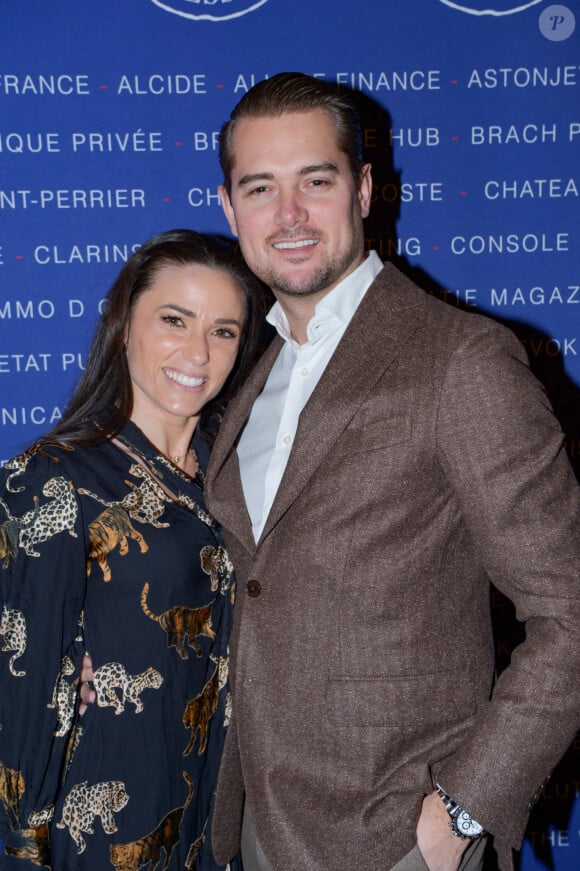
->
(433, 319), (580, 847)
(0, 450), (87, 861)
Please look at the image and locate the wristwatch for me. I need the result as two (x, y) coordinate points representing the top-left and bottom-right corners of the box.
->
(435, 784), (485, 840)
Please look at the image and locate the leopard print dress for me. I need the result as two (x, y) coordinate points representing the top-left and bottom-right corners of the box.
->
(0, 422), (239, 870)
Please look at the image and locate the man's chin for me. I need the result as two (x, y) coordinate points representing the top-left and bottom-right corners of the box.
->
(268, 267), (333, 299)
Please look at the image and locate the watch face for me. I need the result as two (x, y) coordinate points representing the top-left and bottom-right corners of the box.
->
(455, 810), (484, 838)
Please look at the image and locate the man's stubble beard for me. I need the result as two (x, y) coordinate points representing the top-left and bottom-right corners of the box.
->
(258, 233), (363, 299)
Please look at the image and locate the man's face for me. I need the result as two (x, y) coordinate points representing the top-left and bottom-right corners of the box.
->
(220, 108), (372, 303)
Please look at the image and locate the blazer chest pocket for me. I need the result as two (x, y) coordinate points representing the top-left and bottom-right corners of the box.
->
(338, 416), (411, 455)
(324, 672), (479, 728)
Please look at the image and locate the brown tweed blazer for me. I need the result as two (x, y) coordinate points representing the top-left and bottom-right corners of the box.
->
(206, 262), (580, 870)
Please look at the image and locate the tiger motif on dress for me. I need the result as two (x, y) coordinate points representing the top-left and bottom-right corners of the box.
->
(200, 545), (234, 594)
(109, 771), (194, 871)
(140, 582), (216, 659)
(0, 758), (25, 830)
(185, 832), (205, 871)
(86, 504), (148, 582)
(3, 806), (54, 868)
(3, 824), (50, 867)
(0, 603), (27, 676)
(55, 779), (130, 854)
(0, 495), (40, 568)
(18, 477), (78, 557)
(47, 655), (78, 736)
(93, 662), (163, 715)
(182, 656), (228, 757)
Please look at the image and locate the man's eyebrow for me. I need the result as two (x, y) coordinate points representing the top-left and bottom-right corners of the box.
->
(237, 171), (274, 188)
(299, 162), (339, 176)
(236, 163), (339, 188)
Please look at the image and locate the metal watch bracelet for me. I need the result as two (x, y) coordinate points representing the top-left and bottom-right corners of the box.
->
(434, 784), (485, 840)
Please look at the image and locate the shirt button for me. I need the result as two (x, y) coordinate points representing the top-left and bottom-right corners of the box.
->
(246, 580), (261, 598)
(301, 367), (310, 376)
(282, 434), (292, 445)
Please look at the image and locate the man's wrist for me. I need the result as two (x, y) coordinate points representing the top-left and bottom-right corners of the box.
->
(434, 784), (485, 840)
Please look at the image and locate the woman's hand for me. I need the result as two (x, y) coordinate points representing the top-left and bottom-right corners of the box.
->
(78, 653), (95, 716)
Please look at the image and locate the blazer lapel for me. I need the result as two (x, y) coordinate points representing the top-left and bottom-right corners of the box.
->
(259, 264), (424, 541)
(206, 262), (425, 550)
(205, 335), (283, 552)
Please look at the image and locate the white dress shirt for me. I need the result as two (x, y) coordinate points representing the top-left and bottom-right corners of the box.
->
(237, 251), (384, 543)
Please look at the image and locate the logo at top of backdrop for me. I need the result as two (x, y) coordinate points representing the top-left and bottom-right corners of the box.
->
(438, 0), (543, 14)
(150, 0), (269, 21)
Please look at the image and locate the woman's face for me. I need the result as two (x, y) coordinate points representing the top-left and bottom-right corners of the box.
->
(126, 262), (245, 432)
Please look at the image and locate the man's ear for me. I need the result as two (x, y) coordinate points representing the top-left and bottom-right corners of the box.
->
(219, 185), (239, 237)
(358, 163), (373, 219)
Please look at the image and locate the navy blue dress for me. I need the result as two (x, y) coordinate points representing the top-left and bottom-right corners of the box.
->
(0, 422), (241, 871)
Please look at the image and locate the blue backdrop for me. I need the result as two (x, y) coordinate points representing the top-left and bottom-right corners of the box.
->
(1, 2), (578, 868)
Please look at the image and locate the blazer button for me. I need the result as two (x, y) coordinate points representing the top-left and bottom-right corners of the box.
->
(246, 580), (261, 598)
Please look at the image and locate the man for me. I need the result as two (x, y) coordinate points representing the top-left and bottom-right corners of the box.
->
(204, 73), (580, 871)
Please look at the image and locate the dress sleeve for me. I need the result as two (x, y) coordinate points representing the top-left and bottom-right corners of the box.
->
(0, 448), (87, 864)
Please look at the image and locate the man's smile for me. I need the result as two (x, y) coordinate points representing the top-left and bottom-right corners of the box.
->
(272, 239), (319, 251)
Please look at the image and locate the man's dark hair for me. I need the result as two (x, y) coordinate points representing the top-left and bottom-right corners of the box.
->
(219, 72), (364, 194)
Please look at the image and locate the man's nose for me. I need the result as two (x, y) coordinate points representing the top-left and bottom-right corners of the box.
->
(275, 188), (307, 228)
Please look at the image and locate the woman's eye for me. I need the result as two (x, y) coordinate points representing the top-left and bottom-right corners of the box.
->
(161, 315), (184, 327)
(213, 328), (237, 339)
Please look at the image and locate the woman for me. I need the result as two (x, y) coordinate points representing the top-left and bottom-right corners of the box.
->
(0, 229), (267, 870)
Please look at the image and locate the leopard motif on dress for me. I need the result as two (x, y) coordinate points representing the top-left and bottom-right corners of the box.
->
(55, 779), (130, 854)
(0, 603), (27, 677)
(47, 656), (78, 736)
(18, 477), (78, 557)
(78, 462), (170, 531)
(200, 545), (234, 594)
(93, 662), (163, 715)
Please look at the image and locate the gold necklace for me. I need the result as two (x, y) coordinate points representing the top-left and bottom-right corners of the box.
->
(170, 447), (190, 465)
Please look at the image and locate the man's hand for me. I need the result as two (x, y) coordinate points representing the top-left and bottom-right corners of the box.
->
(416, 791), (467, 871)
(78, 653), (95, 716)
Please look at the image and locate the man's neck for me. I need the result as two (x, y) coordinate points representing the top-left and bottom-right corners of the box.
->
(275, 291), (326, 345)
(274, 253), (369, 345)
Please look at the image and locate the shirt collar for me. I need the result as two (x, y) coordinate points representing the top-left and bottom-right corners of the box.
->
(266, 250), (384, 346)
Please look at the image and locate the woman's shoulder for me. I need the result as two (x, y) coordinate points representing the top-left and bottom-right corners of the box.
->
(0, 440), (112, 501)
